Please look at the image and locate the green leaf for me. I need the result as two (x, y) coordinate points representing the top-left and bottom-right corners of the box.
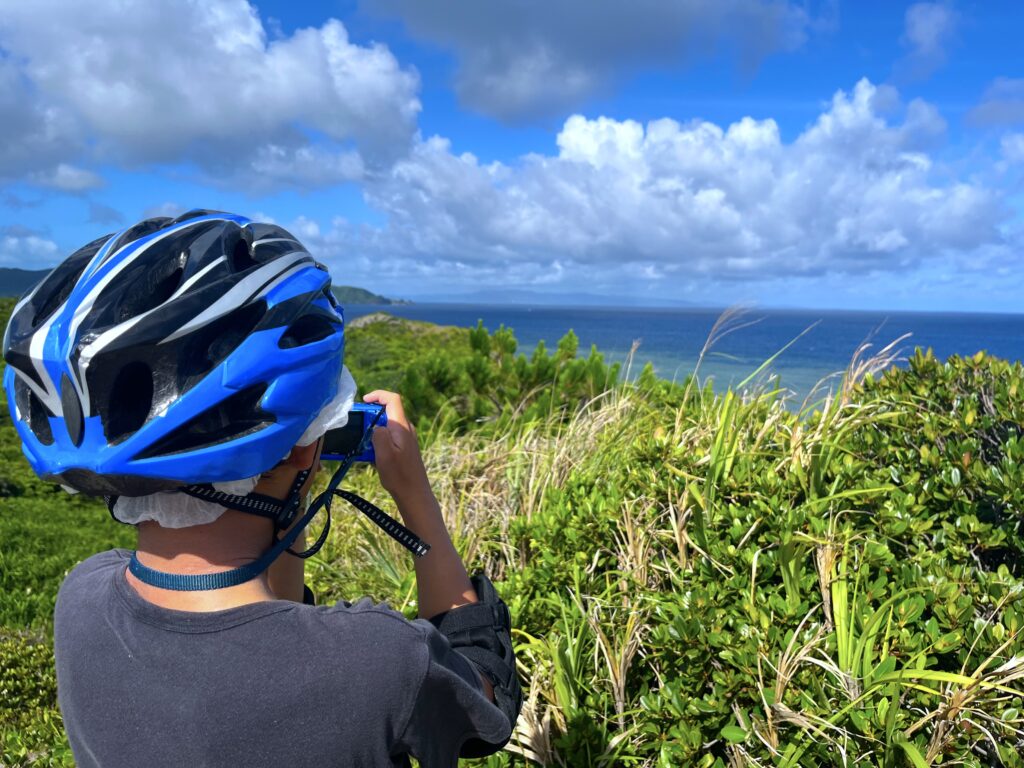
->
(720, 725), (747, 743)
(893, 732), (930, 768)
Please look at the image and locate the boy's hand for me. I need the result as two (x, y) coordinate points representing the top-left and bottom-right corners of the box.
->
(362, 390), (432, 504)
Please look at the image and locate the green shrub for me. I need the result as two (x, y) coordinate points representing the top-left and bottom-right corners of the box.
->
(0, 631), (72, 767)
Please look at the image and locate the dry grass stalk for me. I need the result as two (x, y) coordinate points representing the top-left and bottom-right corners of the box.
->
(815, 542), (838, 630)
(757, 610), (832, 753)
(839, 332), (911, 406)
(506, 678), (556, 766)
(614, 498), (657, 592)
(587, 599), (647, 731)
(665, 493), (690, 572)
(417, 390), (637, 579)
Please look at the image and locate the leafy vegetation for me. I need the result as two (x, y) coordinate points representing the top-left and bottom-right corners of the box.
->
(346, 313), (626, 434)
(2, 297), (1023, 766)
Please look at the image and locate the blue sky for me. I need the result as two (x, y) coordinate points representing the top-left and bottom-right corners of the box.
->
(0, 0), (1022, 311)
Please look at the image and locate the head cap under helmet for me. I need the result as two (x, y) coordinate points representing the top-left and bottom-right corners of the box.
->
(2, 209), (345, 496)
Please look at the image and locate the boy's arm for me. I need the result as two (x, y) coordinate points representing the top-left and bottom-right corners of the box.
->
(364, 390), (478, 617)
(363, 390), (495, 702)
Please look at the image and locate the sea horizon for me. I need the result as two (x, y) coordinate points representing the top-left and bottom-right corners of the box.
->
(347, 302), (1024, 404)
(394, 298), (1024, 318)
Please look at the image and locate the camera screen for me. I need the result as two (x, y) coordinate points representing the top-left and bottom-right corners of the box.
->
(322, 414), (365, 457)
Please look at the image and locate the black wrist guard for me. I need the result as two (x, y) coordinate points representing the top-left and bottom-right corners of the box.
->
(428, 572), (523, 756)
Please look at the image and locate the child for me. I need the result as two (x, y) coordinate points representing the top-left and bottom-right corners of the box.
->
(3, 210), (521, 767)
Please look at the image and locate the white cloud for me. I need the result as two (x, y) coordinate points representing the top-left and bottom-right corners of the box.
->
(969, 78), (1024, 126)
(245, 145), (365, 190)
(291, 216), (321, 241)
(897, 2), (957, 81)
(29, 163), (103, 192)
(1002, 133), (1024, 164)
(141, 202), (187, 220)
(0, 57), (79, 179)
(0, 0), (420, 186)
(314, 80), (1008, 295)
(0, 229), (61, 268)
(363, 0), (813, 121)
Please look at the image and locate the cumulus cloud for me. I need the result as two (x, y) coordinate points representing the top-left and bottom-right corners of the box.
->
(29, 163), (104, 192)
(244, 145), (365, 190)
(969, 78), (1024, 126)
(315, 80), (1008, 295)
(363, 0), (813, 121)
(896, 2), (957, 81)
(0, 0), (420, 187)
(0, 227), (60, 268)
(0, 56), (79, 179)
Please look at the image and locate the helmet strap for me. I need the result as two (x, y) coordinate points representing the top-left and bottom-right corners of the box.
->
(124, 455), (430, 592)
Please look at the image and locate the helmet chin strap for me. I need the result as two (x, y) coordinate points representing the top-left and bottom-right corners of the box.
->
(122, 451), (430, 592)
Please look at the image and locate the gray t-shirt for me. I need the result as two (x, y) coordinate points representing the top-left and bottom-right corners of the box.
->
(53, 549), (512, 767)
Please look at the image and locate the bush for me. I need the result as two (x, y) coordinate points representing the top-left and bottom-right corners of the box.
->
(0, 631), (72, 767)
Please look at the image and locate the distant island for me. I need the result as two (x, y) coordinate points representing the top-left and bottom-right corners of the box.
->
(0, 267), (407, 306)
(332, 286), (410, 306)
(0, 268), (48, 298)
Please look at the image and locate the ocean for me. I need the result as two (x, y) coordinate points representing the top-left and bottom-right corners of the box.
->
(345, 304), (1024, 404)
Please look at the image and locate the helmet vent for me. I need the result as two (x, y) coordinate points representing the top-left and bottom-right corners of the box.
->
(230, 238), (258, 273)
(32, 260), (91, 327)
(105, 361), (154, 444)
(322, 285), (339, 308)
(177, 301), (266, 391)
(13, 376), (54, 445)
(108, 218), (172, 256)
(115, 251), (187, 322)
(170, 209), (217, 226)
(278, 314), (336, 348)
(134, 383), (273, 459)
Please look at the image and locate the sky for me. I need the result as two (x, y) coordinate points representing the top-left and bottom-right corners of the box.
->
(0, 0), (1021, 312)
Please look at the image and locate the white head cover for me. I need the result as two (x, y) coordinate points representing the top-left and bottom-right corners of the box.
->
(113, 366), (358, 528)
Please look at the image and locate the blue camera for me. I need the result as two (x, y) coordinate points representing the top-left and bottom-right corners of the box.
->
(321, 403), (387, 463)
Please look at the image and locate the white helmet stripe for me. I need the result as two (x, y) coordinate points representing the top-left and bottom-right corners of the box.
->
(161, 251), (312, 344)
(68, 217), (237, 347)
(81, 233), (119, 282)
(169, 255), (226, 300)
(10, 368), (59, 420)
(27, 310), (63, 415)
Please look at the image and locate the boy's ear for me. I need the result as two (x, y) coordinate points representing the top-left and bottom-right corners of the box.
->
(286, 440), (319, 468)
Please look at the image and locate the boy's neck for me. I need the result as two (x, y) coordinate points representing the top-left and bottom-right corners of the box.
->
(126, 510), (279, 612)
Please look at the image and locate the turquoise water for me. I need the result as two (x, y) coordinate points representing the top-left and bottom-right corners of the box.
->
(346, 304), (1024, 403)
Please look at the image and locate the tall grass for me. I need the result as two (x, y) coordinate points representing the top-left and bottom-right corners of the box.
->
(315, 334), (1024, 766)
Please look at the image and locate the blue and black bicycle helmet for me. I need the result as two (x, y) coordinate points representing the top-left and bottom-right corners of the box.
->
(3, 210), (428, 590)
(3, 209), (345, 496)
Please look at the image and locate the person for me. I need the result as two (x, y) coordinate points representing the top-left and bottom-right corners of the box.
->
(2, 210), (522, 767)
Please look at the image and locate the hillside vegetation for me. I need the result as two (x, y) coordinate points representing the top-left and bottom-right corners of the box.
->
(2, 297), (1023, 766)
(332, 286), (409, 306)
(0, 269), (49, 298)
